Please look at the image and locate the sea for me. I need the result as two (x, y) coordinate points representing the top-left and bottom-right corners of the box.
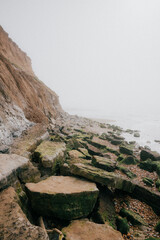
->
(66, 108), (160, 154)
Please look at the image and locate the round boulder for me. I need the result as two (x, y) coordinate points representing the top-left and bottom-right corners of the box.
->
(25, 176), (99, 220)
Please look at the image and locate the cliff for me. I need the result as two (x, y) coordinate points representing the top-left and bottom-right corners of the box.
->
(0, 26), (63, 145)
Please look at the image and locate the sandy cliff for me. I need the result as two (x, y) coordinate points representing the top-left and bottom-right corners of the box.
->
(0, 26), (63, 145)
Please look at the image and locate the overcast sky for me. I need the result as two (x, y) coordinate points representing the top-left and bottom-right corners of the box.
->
(0, 0), (160, 119)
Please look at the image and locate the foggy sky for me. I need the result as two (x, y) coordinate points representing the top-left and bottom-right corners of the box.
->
(0, 0), (160, 118)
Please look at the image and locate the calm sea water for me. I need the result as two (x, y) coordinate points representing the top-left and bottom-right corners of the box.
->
(66, 108), (160, 154)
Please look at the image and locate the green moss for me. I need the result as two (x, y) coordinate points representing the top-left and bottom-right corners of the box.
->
(119, 145), (133, 155)
(117, 154), (125, 162)
(143, 177), (154, 187)
(120, 156), (138, 165)
(116, 216), (129, 234)
(120, 208), (147, 226)
(138, 159), (157, 172)
(117, 166), (137, 179)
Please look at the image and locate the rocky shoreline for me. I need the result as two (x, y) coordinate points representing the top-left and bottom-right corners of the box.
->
(0, 113), (160, 240)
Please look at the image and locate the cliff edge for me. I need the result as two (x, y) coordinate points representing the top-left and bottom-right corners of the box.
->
(0, 26), (63, 145)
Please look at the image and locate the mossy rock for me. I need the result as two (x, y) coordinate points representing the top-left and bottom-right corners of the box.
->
(120, 208), (147, 226)
(18, 162), (41, 183)
(92, 156), (116, 172)
(120, 156), (138, 165)
(69, 163), (136, 193)
(78, 148), (92, 159)
(117, 166), (137, 179)
(50, 135), (64, 142)
(116, 216), (129, 234)
(155, 221), (160, 233)
(138, 159), (158, 172)
(143, 177), (154, 187)
(32, 141), (66, 170)
(26, 176), (99, 220)
(119, 145), (133, 155)
(117, 154), (125, 162)
(140, 149), (160, 161)
(66, 137), (84, 150)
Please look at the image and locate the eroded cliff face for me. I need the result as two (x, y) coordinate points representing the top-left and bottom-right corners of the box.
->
(0, 26), (63, 145)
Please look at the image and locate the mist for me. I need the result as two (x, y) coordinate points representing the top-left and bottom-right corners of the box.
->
(0, 0), (160, 119)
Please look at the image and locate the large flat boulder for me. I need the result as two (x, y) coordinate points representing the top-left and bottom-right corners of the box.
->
(62, 219), (123, 240)
(68, 162), (135, 193)
(0, 154), (29, 190)
(26, 176), (99, 220)
(0, 187), (48, 240)
(32, 140), (66, 168)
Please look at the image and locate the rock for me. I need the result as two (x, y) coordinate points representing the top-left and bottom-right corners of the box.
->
(92, 187), (116, 227)
(68, 162), (136, 193)
(119, 145), (133, 155)
(78, 147), (92, 159)
(26, 176), (99, 220)
(0, 187), (49, 240)
(86, 143), (104, 156)
(132, 184), (160, 214)
(134, 132), (140, 137)
(120, 156), (138, 165)
(143, 177), (154, 187)
(140, 149), (160, 161)
(62, 161), (160, 213)
(62, 219), (123, 240)
(88, 136), (119, 155)
(92, 155), (116, 172)
(138, 159), (158, 172)
(32, 140), (66, 169)
(0, 145), (10, 153)
(0, 154), (29, 190)
(68, 150), (85, 159)
(120, 208), (147, 225)
(18, 162), (41, 183)
(110, 138), (123, 145)
(117, 166), (137, 179)
(126, 129), (134, 134)
(116, 216), (129, 234)
(66, 137), (84, 150)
